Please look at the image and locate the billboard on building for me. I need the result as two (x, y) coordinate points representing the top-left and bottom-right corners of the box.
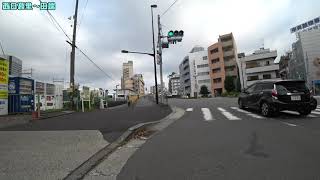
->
(0, 58), (8, 115)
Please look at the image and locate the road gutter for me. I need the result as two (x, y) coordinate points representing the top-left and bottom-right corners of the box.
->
(63, 106), (185, 180)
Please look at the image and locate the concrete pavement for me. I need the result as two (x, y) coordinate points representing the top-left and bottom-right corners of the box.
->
(0, 97), (172, 180)
(118, 97), (320, 180)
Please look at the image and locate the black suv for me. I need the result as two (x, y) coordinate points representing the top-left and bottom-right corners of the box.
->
(238, 80), (317, 117)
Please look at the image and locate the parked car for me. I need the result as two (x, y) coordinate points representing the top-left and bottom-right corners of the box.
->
(238, 80), (316, 117)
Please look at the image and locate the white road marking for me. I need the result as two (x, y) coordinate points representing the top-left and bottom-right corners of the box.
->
(314, 109), (320, 112)
(308, 114), (317, 118)
(186, 108), (193, 112)
(281, 122), (298, 127)
(311, 111), (320, 115)
(230, 107), (249, 114)
(282, 110), (300, 115)
(217, 107), (241, 120)
(230, 107), (264, 119)
(201, 108), (214, 121)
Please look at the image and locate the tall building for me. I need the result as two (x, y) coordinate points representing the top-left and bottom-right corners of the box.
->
(132, 74), (145, 96)
(238, 48), (281, 88)
(208, 33), (238, 95)
(168, 72), (180, 96)
(121, 61), (133, 89)
(0, 55), (22, 77)
(288, 17), (320, 95)
(179, 46), (211, 97)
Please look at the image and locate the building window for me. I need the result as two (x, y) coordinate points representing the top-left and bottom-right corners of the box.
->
(198, 79), (211, 84)
(203, 56), (208, 60)
(315, 18), (320, 23)
(308, 20), (314, 26)
(246, 61), (259, 68)
(265, 61), (270, 65)
(213, 78), (222, 83)
(198, 72), (210, 76)
(297, 25), (302, 30)
(210, 48), (219, 54)
(263, 74), (271, 79)
(183, 65), (189, 70)
(184, 79), (190, 83)
(197, 64), (209, 68)
(212, 68), (221, 73)
(302, 23), (308, 28)
(225, 65), (235, 71)
(211, 58), (220, 64)
(247, 75), (259, 81)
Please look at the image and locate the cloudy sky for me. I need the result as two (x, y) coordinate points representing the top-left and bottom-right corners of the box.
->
(0, 0), (319, 92)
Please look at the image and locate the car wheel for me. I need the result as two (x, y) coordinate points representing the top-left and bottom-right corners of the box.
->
(261, 102), (273, 117)
(299, 109), (311, 116)
(238, 99), (245, 109)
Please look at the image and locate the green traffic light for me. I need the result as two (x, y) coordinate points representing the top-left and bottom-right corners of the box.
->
(168, 31), (174, 37)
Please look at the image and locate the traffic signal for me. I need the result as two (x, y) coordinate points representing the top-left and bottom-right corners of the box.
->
(167, 30), (184, 44)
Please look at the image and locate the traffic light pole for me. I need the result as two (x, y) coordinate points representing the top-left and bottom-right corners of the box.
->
(157, 15), (164, 104)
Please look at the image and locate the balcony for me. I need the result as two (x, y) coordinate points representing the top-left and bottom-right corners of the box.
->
(224, 59), (236, 67)
(246, 64), (280, 74)
(222, 40), (233, 48)
(224, 50), (234, 57)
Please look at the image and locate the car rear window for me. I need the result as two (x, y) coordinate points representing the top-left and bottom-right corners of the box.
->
(275, 81), (308, 95)
(260, 83), (274, 90)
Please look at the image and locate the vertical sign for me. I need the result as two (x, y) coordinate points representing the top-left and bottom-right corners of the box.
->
(0, 58), (9, 115)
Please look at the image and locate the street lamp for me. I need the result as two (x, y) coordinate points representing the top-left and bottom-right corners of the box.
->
(121, 50), (154, 57)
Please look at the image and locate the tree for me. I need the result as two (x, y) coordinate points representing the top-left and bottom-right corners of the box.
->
(200, 85), (210, 97)
(224, 76), (235, 92)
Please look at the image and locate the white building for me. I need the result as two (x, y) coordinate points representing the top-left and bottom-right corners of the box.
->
(239, 48), (281, 88)
(179, 46), (211, 97)
(289, 16), (320, 95)
(168, 73), (180, 96)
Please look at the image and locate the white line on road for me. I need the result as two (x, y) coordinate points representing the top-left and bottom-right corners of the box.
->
(311, 111), (320, 115)
(201, 108), (214, 121)
(217, 107), (241, 120)
(186, 108), (193, 112)
(281, 122), (298, 127)
(315, 109), (320, 112)
(230, 107), (264, 119)
(308, 114), (317, 118)
(230, 107), (249, 114)
(282, 110), (300, 115)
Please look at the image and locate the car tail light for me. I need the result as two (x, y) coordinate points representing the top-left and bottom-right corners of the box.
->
(272, 88), (278, 99)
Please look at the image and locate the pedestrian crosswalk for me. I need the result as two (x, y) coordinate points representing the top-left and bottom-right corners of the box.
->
(185, 106), (320, 121)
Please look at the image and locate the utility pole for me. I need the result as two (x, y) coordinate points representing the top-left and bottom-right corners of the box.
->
(70, 0), (79, 109)
(151, 5), (159, 104)
(157, 15), (164, 103)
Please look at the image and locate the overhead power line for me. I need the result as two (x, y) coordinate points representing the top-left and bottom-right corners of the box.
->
(77, 48), (114, 81)
(38, 0), (114, 81)
(161, 0), (179, 17)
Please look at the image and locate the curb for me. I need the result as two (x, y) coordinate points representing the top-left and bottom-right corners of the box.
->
(63, 106), (184, 180)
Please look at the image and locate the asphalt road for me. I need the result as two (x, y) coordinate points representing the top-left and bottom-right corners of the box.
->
(1, 98), (171, 142)
(118, 97), (320, 180)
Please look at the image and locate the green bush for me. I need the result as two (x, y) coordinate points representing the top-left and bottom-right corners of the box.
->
(221, 91), (239, 97)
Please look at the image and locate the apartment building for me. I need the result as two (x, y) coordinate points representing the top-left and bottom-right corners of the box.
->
(208, 33), (238, 95)
(168, 73), (180, 96)
(179, 46), (211, 98)
(132, 74), (145, 96)
(239, 48), (281, 88)
(121, 61), (133, 89)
